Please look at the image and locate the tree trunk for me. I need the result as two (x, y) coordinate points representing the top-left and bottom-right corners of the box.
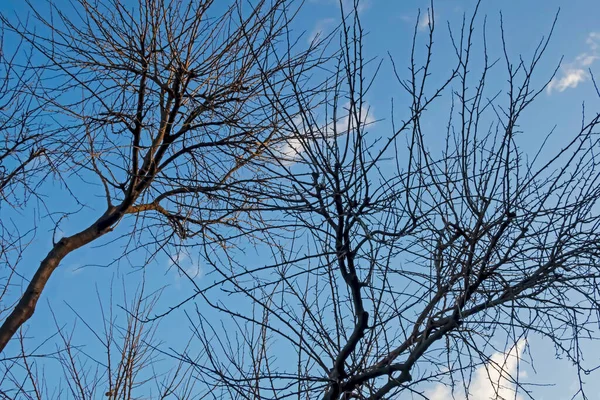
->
(0, 206), (120, 352)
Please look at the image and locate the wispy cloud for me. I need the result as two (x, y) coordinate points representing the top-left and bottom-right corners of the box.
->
(273, 104), (375, 165)
(418, 10), (431, 31)
(587, 32), (600, 50)
(343, 0), (370, 14)
(426, 339), (526, 400)
(398, 8), (434, 32)
(307, 0), (372, 44)
(547, 69), (587, 93)
(548, 32), (600, 94)
(167, 250), (202, 287)
(308, 18), (336, 44)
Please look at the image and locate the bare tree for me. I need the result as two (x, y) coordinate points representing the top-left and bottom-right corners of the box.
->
(0, 278), (197, 400)
(0, 25), (49, 339)
(170, 2), (600, 399)
(2, 0), (600, 399)
(0, 0), (329, 352)
(0, 29), (46, 203)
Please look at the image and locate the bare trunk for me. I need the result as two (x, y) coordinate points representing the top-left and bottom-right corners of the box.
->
(0, 206), (120, 352)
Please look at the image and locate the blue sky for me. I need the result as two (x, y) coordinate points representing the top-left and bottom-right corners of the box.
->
(1, 0), (600, 398)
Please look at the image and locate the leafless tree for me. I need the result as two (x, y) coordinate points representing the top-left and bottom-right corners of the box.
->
(167, 2), (600, 399)
(0, 25), (49, 340)
(0, 0), (329, 352)
(0, 278), (197, 399)
(3, 0), (600, 399)
(0, 29), (46, 203)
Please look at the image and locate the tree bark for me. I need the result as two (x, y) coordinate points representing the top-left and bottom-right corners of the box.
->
(0, 206), (120, 352)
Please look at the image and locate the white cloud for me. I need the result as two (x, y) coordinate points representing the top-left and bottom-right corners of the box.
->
(586, 32), (600, 50)
(275, 137), (305, 165)
(270, 116), (308, 165)
(547, 69), (587, 93)
(426, 339), (526, 400)
(306, 0), (372, 44)
(272, 104), (375, 165)
(575, 53), (598, 67)
(167, 250), (202, 284)
(334, 103), (376, 133)
(345, 0), (370, 14)
(418, 11), (431, 32)
(184, 263), (201, 279)
(548, 32), (600, 94)
(427, 383), (453, 400)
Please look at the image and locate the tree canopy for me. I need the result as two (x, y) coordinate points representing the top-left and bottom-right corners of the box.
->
(1, 0), (600, 399)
